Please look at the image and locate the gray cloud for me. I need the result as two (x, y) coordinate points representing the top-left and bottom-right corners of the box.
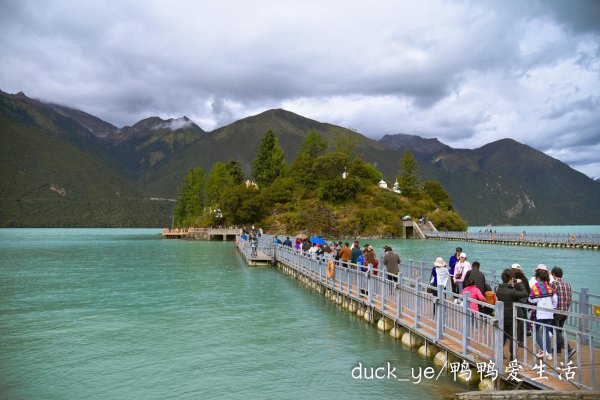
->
(1, 0), (599, 177)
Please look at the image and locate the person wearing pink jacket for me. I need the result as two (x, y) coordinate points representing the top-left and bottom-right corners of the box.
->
(461, 279), (486, 312)
(461, 278), (486, 334)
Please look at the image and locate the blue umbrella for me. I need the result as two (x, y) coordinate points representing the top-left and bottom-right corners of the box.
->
(310, 237), (326, 245)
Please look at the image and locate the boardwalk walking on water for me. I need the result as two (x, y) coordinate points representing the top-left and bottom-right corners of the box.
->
(236, 234), (600, 391)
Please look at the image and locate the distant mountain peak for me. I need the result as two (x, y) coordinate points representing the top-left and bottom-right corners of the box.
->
(378, 133), (450, 158)
(159, 116), (196, 131)
(126, 116), (202, 132)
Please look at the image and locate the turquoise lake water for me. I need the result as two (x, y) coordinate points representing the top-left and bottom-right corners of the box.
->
(1, 228), (599, 399)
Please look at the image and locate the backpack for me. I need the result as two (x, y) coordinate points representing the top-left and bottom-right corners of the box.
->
(484, 283), (496, 305)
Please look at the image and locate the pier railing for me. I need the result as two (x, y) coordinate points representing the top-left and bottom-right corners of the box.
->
(514, 303), (598, 389)
(270, 241), (507, 374)
(426, 231), (600, 248)
(246, 235), (599, 389)
(357, 247), (598, 335)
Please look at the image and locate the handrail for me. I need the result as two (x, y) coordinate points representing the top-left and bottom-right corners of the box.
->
(242, 234), (599, 390)
(426, 231), (600, 246)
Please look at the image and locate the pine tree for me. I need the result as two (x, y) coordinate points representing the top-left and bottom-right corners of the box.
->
(173, 167), (205, 226)
(225, 160), (244, 184)
(300, 131), (328, 158)
(206, 162), (235, 205)
(397, 149), (419, 198)
(251, 129), (286, 187)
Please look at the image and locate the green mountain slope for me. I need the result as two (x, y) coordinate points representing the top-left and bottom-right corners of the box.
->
(140, 109), (401, 196)
(2, 89), (598, 227)
(0, 91), (171, 227)
(139, 109), (600, 225)
(103, 116), (206, 177)
(381, 135), (600, 224)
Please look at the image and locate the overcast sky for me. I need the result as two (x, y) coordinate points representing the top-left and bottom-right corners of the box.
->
(1, 0), (599, 177)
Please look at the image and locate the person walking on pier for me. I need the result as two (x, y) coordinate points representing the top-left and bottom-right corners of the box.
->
(511, 264), (532, 339)
(461, 279), (486, 312)
(464, 261), (491, 314)
(529, 267), (558, 360)
(350, 241), (362, 266)
(338, 242), (352, 266)
(495, 268), (528, 361)
(302, 239), (311, 254)
(551, 266), (575, 359)
(453, 252), (471, 294)
(448, 247), (462, 294)
(430, 257), (449, 315)
(383, 245), (400, 281)
(464, 261), (485, 296)
(430, 257), (450, 288)
(529, 263), (554, 289)
(364, 245), (378, 275)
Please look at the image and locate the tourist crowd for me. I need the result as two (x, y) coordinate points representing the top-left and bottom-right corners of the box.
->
(271, 235), (575, 362)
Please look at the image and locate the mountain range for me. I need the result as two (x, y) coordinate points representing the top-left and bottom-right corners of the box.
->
(1, 89), (599, 227)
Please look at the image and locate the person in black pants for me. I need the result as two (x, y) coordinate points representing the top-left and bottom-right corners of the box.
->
(495, 269), (528, 361)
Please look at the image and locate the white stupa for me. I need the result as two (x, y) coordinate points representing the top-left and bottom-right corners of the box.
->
(378, 179), (388, 189)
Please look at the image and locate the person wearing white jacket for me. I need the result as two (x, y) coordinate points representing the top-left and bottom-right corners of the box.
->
(529, 267), (558, 359)
(432, 257), (450, 288)
(453, 252), (471, 293)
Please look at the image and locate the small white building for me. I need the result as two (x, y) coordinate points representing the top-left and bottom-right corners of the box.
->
(378, 179), (388, 189)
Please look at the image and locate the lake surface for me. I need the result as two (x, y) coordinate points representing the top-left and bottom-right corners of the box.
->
(1, 229), (463, 400)
(1, 228), (598, 399)
(364, 225), (600, 291)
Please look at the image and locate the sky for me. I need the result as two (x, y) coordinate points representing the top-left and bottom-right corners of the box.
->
(1, 0), (599, 178)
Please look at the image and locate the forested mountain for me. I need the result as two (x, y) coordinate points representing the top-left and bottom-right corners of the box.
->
(0, 91), (172, 227)
(378, 134), (600, 225)
(1, 90), (599, 227)
(139, 109), (401, 196)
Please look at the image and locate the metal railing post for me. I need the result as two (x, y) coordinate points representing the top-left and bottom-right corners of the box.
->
(397, 273), (403, 319)
(367, 271), (373, 306)
(494, 301), (504, 368)
(345, 267), (349, 296)
(462, 291), (470, 355)
(580, 288), (590, 344)
(490, 268), (497, 288)
(435, 285), (444, 341)
(414, 278), (421, 329)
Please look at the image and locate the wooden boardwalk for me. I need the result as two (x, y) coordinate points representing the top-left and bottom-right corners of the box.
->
(236, 237), (599, 391)
(426, 231), (600, 250)
(162, 227), (240, 240)
(235, 237), (273, 266)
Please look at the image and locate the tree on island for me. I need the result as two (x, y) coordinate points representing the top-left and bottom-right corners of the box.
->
(252, 129), (286, 187)
(397, 149), (420, 198)
(300, 131), (328, 158)
(225, 160), (245, 185)
(173, 167), (205, 226)
(172, 131), (467, 234)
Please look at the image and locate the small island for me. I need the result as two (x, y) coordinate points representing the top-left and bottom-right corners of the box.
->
(172, 130), (467, 237)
